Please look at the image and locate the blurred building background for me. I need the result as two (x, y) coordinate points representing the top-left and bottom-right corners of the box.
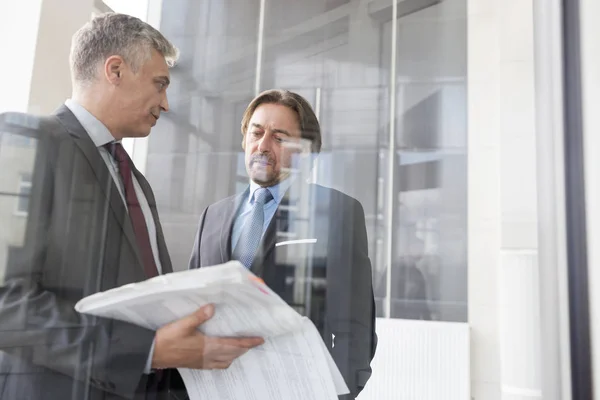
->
(2, 0), (600, 399)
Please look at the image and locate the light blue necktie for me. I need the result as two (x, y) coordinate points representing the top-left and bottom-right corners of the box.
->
(233, 188), (273, 268)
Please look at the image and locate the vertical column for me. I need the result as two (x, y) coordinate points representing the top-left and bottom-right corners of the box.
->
(469, 0), (544, 397)
(0, 0), (43, 113)
(27, 0), (95, 114)
(495, 0), (542, 399)
(469, 0), (574, 398)
(532, 0), (572, 398)
(467, 0), (502, 397)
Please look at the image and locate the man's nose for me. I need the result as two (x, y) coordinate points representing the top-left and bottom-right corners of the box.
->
(160, 94), (170, 112)
(257, 132), (274, 153)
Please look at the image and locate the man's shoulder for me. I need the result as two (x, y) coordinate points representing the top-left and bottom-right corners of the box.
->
(0, 112), (66, 140)
(204, 192), (244, 214)
(310, 183), (360, 206)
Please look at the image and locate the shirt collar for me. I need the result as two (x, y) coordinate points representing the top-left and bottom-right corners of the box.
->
(248, 176), (294, 206)
(65, 99), (117, 147)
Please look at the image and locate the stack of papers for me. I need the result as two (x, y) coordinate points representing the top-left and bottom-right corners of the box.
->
(75, 261), (349, 400)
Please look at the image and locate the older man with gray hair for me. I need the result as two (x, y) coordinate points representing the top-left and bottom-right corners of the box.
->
(0, 13), (263, 400)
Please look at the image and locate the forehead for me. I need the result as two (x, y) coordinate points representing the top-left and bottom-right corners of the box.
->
(140, 49), (170, 77)
(249, 103), (299, 129)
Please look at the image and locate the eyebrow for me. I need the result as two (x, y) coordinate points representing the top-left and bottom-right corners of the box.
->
(250, 123), (291, 136)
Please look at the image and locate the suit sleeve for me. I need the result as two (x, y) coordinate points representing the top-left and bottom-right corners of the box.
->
(326, 195), (377, 398)
(0, 118), (155, 398)
(188, 207), (208, 269)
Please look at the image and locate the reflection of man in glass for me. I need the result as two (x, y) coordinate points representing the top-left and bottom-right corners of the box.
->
(392, 258), (431, 320)
(189, 89), (377, 398)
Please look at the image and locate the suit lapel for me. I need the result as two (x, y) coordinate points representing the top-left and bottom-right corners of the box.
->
(221, 190), (247, 263)
(259, 198), (291, 257)
(54, 106), (145, 273)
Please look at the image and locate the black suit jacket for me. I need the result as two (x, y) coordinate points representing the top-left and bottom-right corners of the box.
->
(189, 182), (377, 399)
(0, 107), (181, 400)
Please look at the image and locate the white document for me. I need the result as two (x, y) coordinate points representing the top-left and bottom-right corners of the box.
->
(75, 261), (349, 400)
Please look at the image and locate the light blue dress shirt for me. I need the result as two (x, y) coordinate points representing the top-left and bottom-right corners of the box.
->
(64, 99), (160, 374)
(231, 178), (294, 252)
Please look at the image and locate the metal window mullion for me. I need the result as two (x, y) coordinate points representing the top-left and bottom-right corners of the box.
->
(385, 0), (398, 319)
(254, 0), (266, 96)
(561, 0), (594, 397)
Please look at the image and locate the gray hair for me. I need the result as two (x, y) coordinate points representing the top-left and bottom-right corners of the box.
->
(70, 13), (179, 85)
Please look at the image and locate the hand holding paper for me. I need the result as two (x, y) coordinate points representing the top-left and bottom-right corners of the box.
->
(152, 304), (264, 370)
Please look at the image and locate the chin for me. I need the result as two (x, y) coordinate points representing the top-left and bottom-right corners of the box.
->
(136, 129), (152, 138)
(250, 172), (278, 186)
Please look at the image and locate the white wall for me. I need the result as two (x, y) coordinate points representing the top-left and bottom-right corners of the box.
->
(0, 0), (93, 115)
(103, 0), (149, 20)
(468, 0), (541, 399)
(0, 0), (44, 113)
(468, 1), (503, 396)
(28, 0), (94, 114)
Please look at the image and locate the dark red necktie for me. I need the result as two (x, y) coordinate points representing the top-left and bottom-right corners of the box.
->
(105, 143), (159, 278)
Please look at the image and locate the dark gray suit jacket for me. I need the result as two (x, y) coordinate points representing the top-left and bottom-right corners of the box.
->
(189, 182), (377, 399)
(0, 106), (181, 400)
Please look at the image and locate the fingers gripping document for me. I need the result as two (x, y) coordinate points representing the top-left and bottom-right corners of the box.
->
(75, 261), (349, 400)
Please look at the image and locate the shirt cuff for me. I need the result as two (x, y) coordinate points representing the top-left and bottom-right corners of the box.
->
(144, 338), (156, 374)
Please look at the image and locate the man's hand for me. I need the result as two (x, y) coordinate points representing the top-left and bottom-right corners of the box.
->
(151, 304), (264, 370)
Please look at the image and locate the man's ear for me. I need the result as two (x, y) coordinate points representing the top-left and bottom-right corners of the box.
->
(241, 133), (246, 150)
(104, 55), (125, 85)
